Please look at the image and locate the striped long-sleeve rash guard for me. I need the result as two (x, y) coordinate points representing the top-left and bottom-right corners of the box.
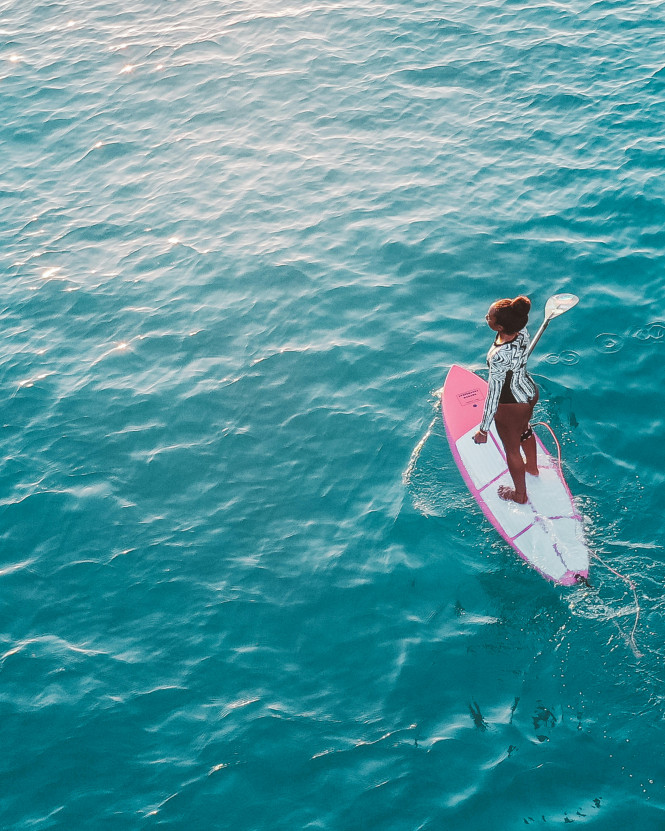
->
(480, 328), (537, 432)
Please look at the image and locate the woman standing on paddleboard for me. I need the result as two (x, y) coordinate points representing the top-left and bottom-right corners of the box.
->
(473, 296), (539, 504)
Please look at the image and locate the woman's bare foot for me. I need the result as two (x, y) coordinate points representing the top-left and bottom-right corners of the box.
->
(525, 464), (539, 476)
(498, 485), (527, 504)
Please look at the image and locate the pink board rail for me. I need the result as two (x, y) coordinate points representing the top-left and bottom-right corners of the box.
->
(441, 364), (589, 586)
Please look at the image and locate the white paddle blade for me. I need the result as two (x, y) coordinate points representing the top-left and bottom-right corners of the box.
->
(545, 293), (579, 319)
(527, 293), (579, 357)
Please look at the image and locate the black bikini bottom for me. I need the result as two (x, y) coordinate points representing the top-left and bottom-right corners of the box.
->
(499, 371), (517, 404)
(498, 371), (536, 406)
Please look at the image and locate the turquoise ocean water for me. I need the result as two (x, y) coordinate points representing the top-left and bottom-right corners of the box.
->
(2, 0), (665, 827)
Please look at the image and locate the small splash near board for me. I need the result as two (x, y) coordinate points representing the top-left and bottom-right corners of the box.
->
(442, 364), (589, 586)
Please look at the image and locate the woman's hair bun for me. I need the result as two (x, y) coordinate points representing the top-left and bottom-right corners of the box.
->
(493, 295), (531, 334)
(511, 295), (531, 313)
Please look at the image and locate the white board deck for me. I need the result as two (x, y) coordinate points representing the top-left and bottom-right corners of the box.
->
(442, 364), (590, 585)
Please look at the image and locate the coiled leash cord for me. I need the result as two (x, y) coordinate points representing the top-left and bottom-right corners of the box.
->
(532, 421), (642, 658)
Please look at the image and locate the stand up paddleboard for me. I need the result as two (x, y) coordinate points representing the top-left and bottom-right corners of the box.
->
(442, 364), (589, 585)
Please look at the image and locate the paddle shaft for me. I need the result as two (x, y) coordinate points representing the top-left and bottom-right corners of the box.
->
(527, 317), (551, 357)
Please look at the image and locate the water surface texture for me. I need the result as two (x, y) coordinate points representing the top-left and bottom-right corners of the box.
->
(2, 0), (665, 828)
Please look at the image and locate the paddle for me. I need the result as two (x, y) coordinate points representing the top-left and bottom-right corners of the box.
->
(527, 293), (579, 357)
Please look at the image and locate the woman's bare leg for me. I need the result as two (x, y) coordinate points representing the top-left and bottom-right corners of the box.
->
(523, 388), (539, 476)
(495, 400), (535, 503)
